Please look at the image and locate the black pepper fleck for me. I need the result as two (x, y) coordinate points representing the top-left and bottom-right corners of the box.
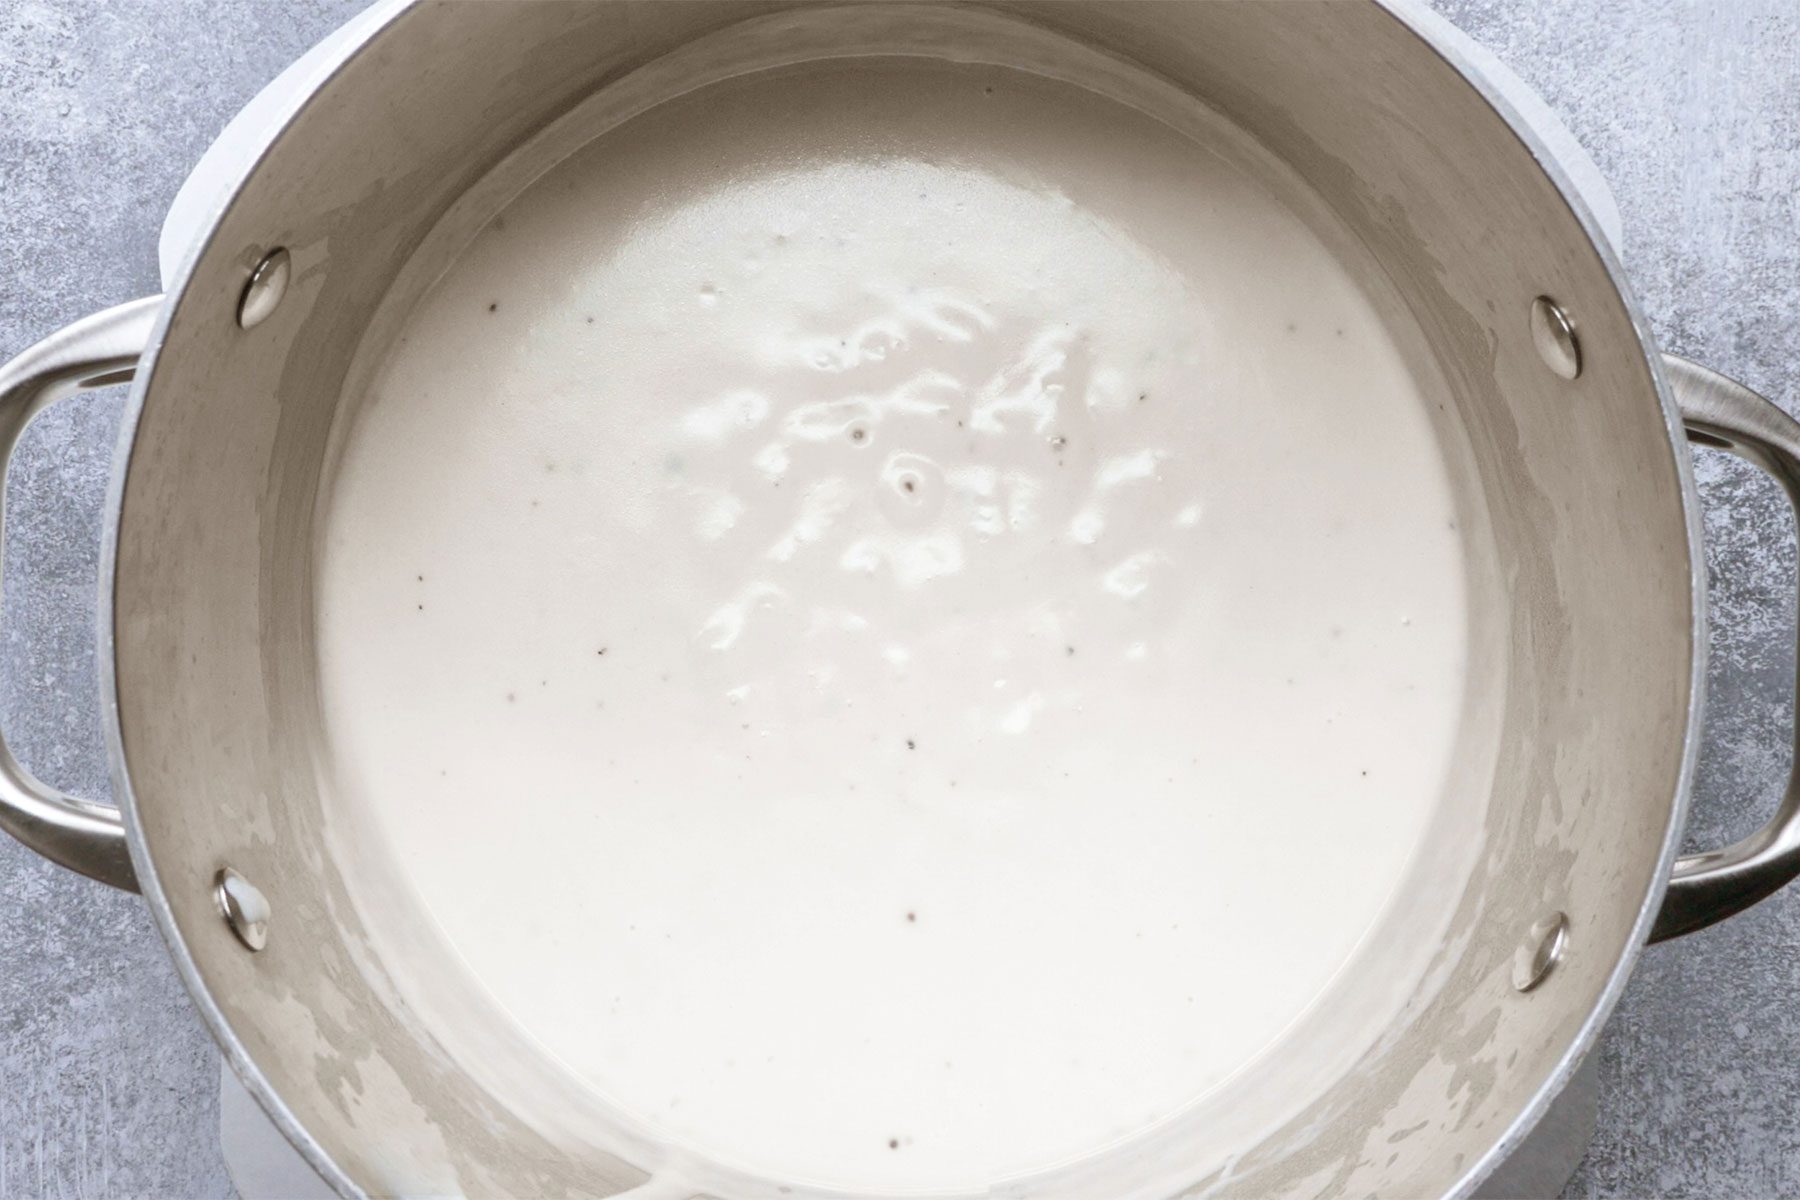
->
(488, 302), (498, 313)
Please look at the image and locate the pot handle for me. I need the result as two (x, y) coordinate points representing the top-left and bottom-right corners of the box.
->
(0, 296), (160, 892)
(1654, 352), (1800, 940)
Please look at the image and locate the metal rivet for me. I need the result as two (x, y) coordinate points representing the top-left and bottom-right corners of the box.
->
(237, 247), (291, 330)
(1530, 295), (1581, 380)
(214, 867), (270, 951)
(1512, 911), (1567, 992)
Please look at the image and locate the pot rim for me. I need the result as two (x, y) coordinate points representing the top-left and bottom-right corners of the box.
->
(96, 4), (1708, 1198)
(1369, 2), (1705, 1194)
(99, 2), (411, 1195)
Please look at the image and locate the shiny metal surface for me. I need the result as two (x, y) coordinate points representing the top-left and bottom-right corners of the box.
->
(1652, 352), (1800, 942)
(0, 295), (159, 892)
(1530, 294), (1583, 379)
(215, 867), (271, 952)
(1512, 911), (1570, 992)
(0, 0), (1770, 1196)
(1470, 1050), (1599, 1200)
(237, 247), (292, 331)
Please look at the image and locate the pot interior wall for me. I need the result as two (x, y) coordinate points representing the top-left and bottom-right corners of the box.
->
(112, 2), (1695, 1196)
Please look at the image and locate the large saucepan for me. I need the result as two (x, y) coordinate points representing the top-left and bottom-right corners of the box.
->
(4, 2), (1799, 1196)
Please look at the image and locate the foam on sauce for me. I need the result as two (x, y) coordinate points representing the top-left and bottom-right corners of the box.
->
(316, 58), (1471, 1195)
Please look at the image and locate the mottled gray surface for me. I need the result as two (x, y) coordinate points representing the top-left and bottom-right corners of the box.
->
(0, 2), (1797, 1197)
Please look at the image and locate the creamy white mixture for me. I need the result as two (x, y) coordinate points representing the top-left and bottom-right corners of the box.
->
(317, 59), (1470, 1195)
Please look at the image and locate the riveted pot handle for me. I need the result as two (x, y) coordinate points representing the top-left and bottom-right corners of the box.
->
(0, 296), (161, 892)
(1653, 353), (1800, 941)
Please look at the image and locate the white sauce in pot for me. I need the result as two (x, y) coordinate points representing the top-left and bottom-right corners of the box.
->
(317, 57), (1471, 1196)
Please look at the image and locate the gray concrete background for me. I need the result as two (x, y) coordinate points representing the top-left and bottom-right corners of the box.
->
(0, 1), (1796, 1197)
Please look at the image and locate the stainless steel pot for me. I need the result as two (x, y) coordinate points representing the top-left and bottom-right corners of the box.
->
(4, 2), (1799, 1196)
